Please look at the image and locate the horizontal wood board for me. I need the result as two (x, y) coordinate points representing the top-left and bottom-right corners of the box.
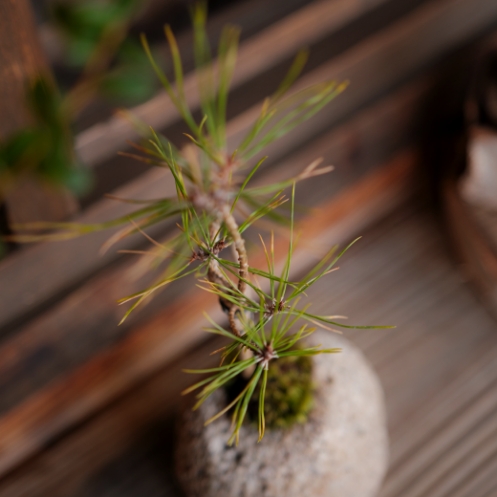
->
(1, 200), (496, 497)
(0, 0), (408, 330)
(0, 149), (416, 477)
(0, 72), (433, 417)
(73, 0), (399, 166)
(3, 0), (497, 334)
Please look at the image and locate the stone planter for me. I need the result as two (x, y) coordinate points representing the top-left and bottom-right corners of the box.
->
(175, 332), (388, 497)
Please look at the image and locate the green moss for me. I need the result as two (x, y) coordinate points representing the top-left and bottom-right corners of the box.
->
(249, 354), (314, 429)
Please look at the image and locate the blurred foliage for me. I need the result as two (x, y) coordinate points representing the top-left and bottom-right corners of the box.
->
(0, 78), (90, 197)
(0, 0), (157, 202)
(51, 0), (157, 105)
(98, 39), (158, 104)
(51, 0), (140, 65)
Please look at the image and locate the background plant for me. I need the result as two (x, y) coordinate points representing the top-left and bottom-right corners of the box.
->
(14, 4), (390, 445)
(0, 0), (157, 201)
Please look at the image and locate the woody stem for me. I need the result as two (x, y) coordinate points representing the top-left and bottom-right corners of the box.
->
(219, 206), (255, 374)
(221, 205), (248, 295)
(206, 218), (244, 337)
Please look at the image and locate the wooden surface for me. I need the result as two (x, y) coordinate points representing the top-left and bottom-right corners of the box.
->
(0, 0), (49, 137)
(0, 59), (436, 333)
(1, 200), (496, 497)
(0, 150), (416, 476)
(74, 0), (394, 166)
(2, 0), (493, 330)
(443, 179), (497, 321)
(75, 0), (497, 167)
(2, 0), (497, 494)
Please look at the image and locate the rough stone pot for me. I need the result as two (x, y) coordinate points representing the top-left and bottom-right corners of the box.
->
(175, 332), (388, 497)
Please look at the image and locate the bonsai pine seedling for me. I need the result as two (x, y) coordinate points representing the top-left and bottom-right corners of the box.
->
(14, 4), (389, 445)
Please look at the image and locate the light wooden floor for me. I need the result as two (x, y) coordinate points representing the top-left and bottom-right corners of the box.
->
(333, 205), (497, 497)
(1, 200), (496, 497)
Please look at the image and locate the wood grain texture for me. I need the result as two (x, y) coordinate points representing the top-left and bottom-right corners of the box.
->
(1, 0), (491, 331)
(0, 0), (48, 137)
(1, 202), (496, 497)
(1, 0), (497, 493)
(0, 340), (221, 497)
(0, 72), (434, 414)
(75, 0), (391, 166)
(0, 167), (172, 333)
(0, 149), (416, 478)
(442, 179), (497, 319)
(0, 57), (432, 332)
(75, 0), (497, 168)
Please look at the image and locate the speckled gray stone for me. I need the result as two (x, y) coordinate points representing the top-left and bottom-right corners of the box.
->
(175, 333), (388, 497)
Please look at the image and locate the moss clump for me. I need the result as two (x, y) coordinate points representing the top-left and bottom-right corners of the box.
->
(249, 354), (314, 429)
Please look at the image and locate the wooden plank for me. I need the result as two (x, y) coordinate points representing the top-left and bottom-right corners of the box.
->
(388, 340), (497, 462)
(77, 0), (497, 169)
(1, 203), (497, 496)
(40, 0), (319, 72)
(0, 149), (416, 477)
(442, 179), (497, 319)
(0, 167), (172, 333)
(64, 0), (330, 134)
(0, 339), (221, 497)
(0, 66), (431, 332)
(2, 0), (493, 331)
(75, 0), (391, 166)
(0, 0), (49, 137)
(380, 341), (497, 497)
(224, 0), (497, 164)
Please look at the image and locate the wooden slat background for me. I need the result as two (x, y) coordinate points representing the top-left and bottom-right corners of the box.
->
(1, 0), (497, 494)
(2, 200), (497, 497)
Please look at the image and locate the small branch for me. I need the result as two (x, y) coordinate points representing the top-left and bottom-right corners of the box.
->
(207, 220), (231, 300)
(206, 219), (243, 337)
(220, 207), (252, 371)
(197, 194), (249, 340)
(221, 205), (248, 294)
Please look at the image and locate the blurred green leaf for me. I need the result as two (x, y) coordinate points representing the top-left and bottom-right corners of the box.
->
(99, 39), (158, 104)
(51, 0), (143, 66)
(27, 78), (60, 124)
(99, 66), (156, 104)
(0, 76), (92, 196)
(0, 130), (39, 171)
(52, 3), (110, 64)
